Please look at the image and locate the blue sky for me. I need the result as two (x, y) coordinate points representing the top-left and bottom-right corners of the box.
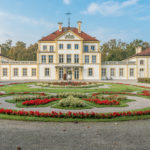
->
(0, 0), (150, 45)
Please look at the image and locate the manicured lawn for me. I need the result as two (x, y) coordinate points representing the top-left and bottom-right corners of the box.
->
(0, 82), (145, 94)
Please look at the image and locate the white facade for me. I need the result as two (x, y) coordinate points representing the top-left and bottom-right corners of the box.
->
(0, 23), (149, 81)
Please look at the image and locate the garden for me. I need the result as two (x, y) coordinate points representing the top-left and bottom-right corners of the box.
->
(1, 81), (150, 122)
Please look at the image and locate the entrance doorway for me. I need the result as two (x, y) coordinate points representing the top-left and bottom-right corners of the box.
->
(139, 68), (144, 77)
(66, 68), (72, 80)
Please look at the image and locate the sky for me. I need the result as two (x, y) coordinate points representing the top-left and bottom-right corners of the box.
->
(0, 0), (150, 46)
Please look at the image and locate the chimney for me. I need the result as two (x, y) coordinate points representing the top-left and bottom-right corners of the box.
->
(136, 47), (142, 54)
(77, 21), (82, 33)
(58, 22), (63, 32)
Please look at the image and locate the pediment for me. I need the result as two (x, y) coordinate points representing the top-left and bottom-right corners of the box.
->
(56, 31), (82, 41)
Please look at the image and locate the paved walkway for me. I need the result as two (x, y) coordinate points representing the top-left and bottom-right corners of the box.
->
(0, 95), (150, 113)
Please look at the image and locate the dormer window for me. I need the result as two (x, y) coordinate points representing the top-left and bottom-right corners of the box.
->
(43, 45), (47, 51)
(67, 44), (71, 49)
(49, 46), (54, 52)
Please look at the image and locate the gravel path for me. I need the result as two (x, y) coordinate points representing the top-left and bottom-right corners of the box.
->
(0, 95), (150, 113)
(1, 119), (150, 150)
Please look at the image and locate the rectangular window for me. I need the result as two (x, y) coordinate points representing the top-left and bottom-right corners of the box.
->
(91, 46), (95, 51)
(67, 55), (71, 63)
(45, 68), (50, 77)
(74, 54), (79, 63)
(74, 68), (79, 80)
(59, 68), (63, 79)
(140, 60), (144, 65)
(130, 68), (134, 77)
(23, 68), (27, 76)
(84, 45), (89, 52)
(48, 55), (53, 63)
(102, 68), (106, 77)
(13, 68), (18, 77)
(110, 68), (115, 77)
(59, 55), (64, 63)
(49, 46), (54, 52)
(67, 44), (71, 49)
(75, 44), (79, 49)
(92, 55), (96, 64)
(59, 44), (63, 49)
(3, 68), (8, 77)
(43, 45), (47, 51)
(41, 55), (46, 64)
(88, 68), (93, 76)
(85, 55), (89, 64)
(32, 68), (36, 76)
(119, 68), (124, 77)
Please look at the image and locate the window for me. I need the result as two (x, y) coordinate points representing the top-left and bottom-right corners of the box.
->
(140, 68), (144, 72)
(92, 55), (96, 64)
(67, 44), (71, 49)
(91, 46), (95, 51)
(110, 68), (115, 77)
(119, 68), (124, 77)
(32, 68), (36, 76)
(59, 44), (63, 49)
(140, 60), (144, 65)
(88, 68), (93, 76)
(3, 68), (7, 77)
(102, 68), (106, 77)
(130, 68), (134, 77)
(13, 68), (18, 76)
(67, 55), (71, 63)
(85, 55), (89, 64)
(45, 68), (50, 76)
(49, 46), (54, 52)
(84, 45), (89, 52)
(75, 44), (79, 49)
(74, 54), (79, 63)
(48, 55), (53, 63)
(23, 68), (27, 76)
(43, 45), (47, 51)
(59, 55), (64, 63)
(59, 68), (63, 79)
(41, 55), (46, 64)
(74, 68), (79, 80)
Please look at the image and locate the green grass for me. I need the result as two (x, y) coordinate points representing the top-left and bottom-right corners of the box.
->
(0, 82), (145, 94)
(0, 113), (150, 122)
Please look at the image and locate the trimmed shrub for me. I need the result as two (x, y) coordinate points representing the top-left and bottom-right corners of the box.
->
(58, 96), (86, 107)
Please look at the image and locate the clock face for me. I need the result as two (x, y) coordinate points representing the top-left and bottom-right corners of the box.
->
(65, 34), (75, 39)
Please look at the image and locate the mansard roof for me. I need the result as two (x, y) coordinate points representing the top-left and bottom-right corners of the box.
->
(133, 47), (150, 57)
(39, 27), (99, 42)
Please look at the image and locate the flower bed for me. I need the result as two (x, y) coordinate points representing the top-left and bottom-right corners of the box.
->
(22, 98), (60, 106)
(83, 98), (120, 105)
(0, 108), (150, 119)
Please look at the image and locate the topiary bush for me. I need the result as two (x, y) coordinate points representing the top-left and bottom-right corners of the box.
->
(58, 95), (86, 107)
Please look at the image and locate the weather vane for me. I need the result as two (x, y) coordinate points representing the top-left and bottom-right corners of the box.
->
(65, 12), (71, 27)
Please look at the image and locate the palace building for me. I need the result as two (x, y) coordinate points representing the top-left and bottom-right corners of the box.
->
(0, 21), (149, 81)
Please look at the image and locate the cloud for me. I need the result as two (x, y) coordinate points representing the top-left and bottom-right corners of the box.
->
(0, 11), (55, 28)
(0, 11), (56, 45)
(82, 0), (139, 16)
(137, 16), (150, 21)
(63, 0), (70, 5)
(89, 27), (141, 43)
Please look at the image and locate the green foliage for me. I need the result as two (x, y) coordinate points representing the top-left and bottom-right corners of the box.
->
(58, 95), (86, 107)
(101, 39), (150, 61)
(0, 40), (37, 61)
(56, 92), (88, 98)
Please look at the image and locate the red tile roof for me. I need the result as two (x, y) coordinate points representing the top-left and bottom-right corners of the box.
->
(133, 48), (150, 56)
(39, 27), (99, 41)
